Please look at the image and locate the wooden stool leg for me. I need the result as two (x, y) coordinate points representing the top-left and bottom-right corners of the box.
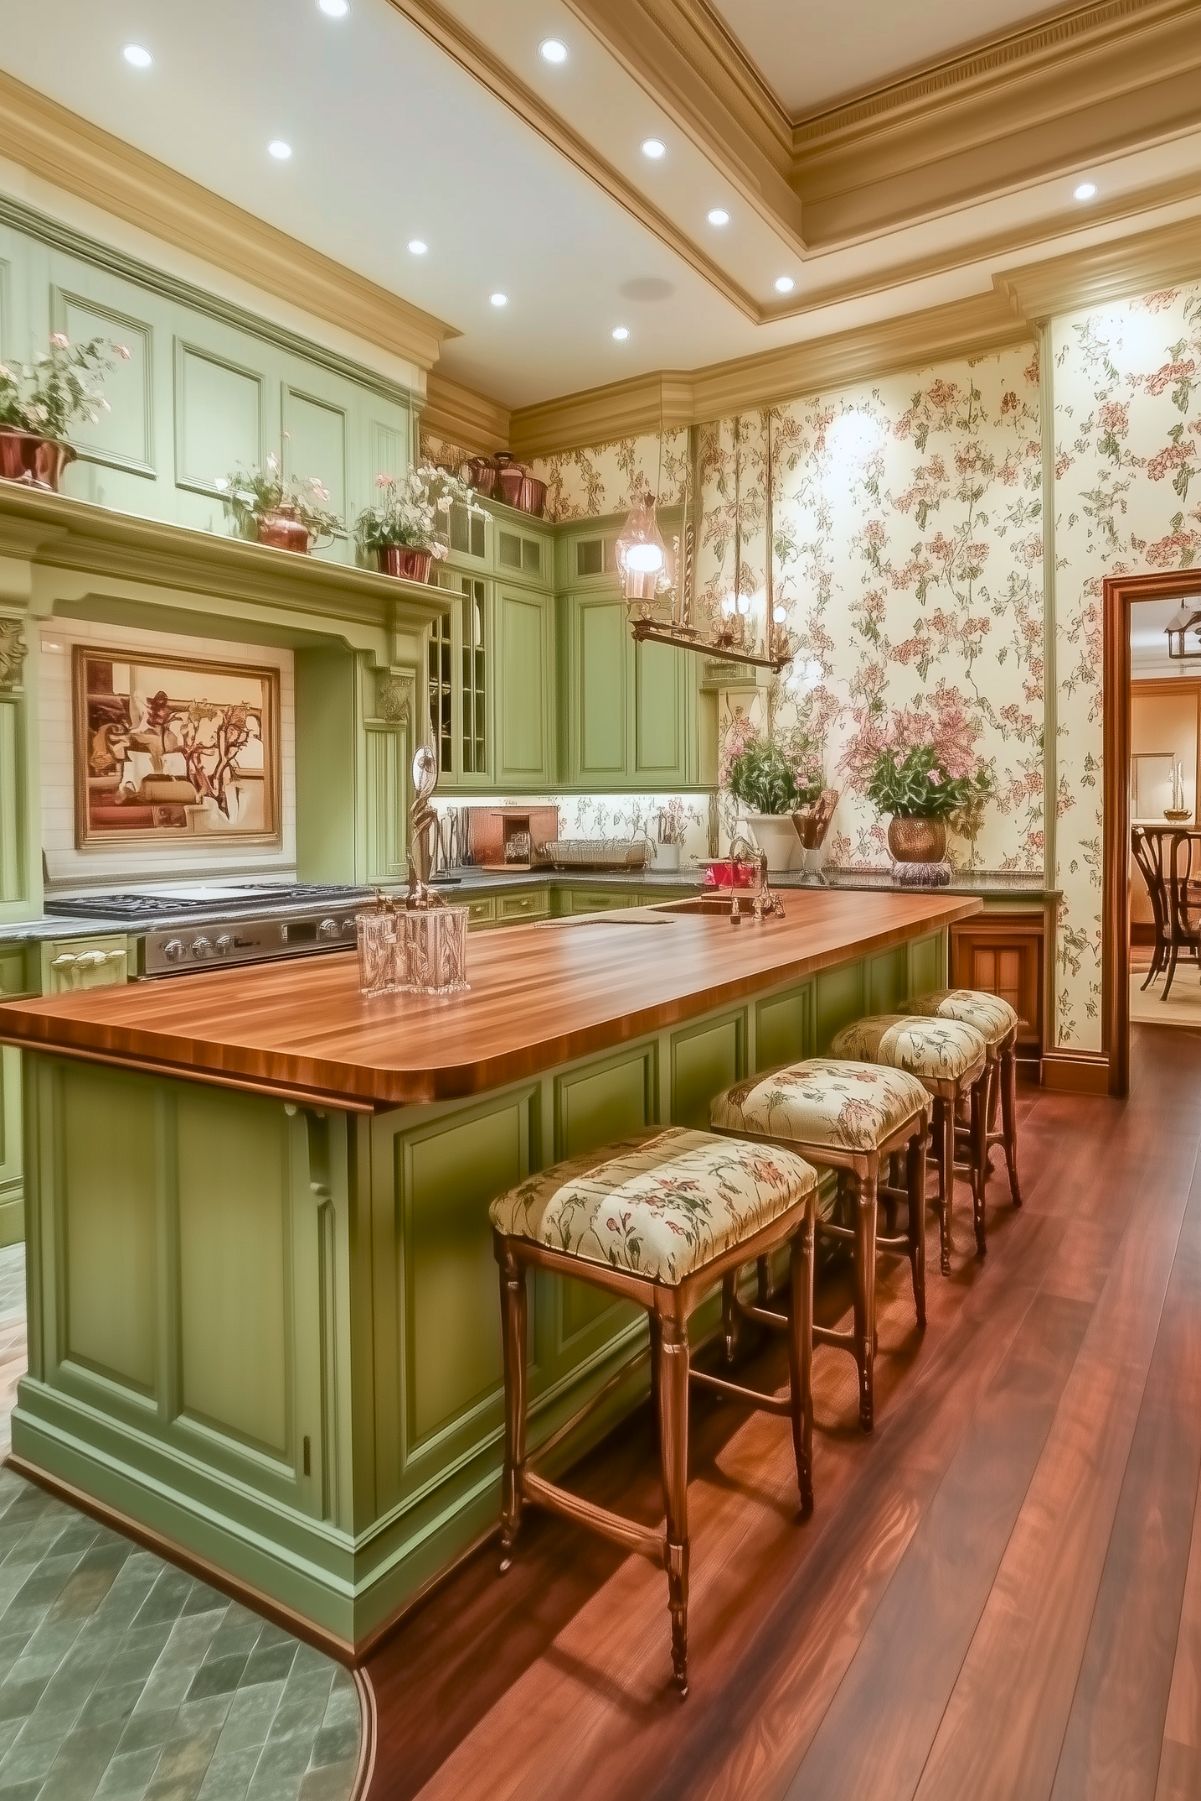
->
(720, 1272), (738, 1365)
(907, 1125), (927, 1329)
(1001, 1040), (1023, 1207)
(655, 1307), (691, 1698)
(756, 1256), (772, 1306)
(787, 1206), (815, 1515)
(497, 1246), (528, 1572)
(850, 1169), (878, 1432)
(935, 1096), (954, 1275)
(970, 1075), (989, 1259)
(649, 1312), (662, 1423)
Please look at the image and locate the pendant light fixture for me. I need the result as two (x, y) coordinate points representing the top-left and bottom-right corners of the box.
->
(1166, 599), (1201, 660)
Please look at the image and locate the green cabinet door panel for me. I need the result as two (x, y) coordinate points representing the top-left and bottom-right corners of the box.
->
(495, 586), (555, 787)
(573, 594), (628, 782)
(632, 635), (689, 784)
(0, 691), (31, 918)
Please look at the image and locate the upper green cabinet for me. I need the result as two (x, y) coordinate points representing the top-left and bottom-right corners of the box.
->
(0, 204), (416, 563)
(495, 585), (555, 788)
(559, 589), (714, 790)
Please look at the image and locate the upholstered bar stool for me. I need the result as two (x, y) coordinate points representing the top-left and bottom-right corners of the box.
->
(906, 989), (1022, 1210)
(829, 1015), (988, 1275)
(489, 1125), (819, 1698)
(710, 1060), (930, 1432)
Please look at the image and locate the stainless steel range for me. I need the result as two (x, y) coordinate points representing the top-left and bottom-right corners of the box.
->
(46, 883), (379, 977)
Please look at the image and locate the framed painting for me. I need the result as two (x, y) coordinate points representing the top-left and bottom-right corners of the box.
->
(73, 647), (281, 847)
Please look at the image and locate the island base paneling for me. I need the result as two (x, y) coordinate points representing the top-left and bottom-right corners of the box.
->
(10, 929), (946, 1656)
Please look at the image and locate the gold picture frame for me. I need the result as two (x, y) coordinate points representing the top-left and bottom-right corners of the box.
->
(73, 646), (281, 849)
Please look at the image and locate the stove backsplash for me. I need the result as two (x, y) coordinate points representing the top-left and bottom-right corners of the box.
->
(40, 619), (296, 889)
(433, 793), (716, 865)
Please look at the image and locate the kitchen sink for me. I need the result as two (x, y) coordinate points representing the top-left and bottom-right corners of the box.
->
(538, 912), (674, 928)
(651, 895), (738, 916)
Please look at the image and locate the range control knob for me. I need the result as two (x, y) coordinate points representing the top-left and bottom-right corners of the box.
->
(318, 917), (340, 940)
(190, 936), (212, 960)
(214, 934), (234, 956)
(163, 938), (184, 962)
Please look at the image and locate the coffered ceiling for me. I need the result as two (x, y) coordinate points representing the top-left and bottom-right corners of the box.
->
(0, 0), (1198, 415)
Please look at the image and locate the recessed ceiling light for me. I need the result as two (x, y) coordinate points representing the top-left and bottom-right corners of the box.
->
(612, 326), (630, 341)
(407, 239), (428, 256)
(122, 44), (152, 68)
(707, 207), (730, 227)
(268, 140), (293, 161)
(490, 292), (509, 308)
(774, 275), (795, 294)
(539, 38), (568, 63)
(1074, 180), (1098, 201)
(641, 138), (666, 160)
(318, 0), (350, 14)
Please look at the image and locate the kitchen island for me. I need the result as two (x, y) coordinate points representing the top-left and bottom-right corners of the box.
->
(0, 887), (978, 1656)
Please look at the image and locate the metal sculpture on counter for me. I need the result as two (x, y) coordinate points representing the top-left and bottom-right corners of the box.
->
(355, 742), (470, 997)
(406, 744), (444, 910)
(617, 415), (799, 675)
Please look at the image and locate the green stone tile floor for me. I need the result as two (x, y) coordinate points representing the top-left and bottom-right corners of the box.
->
(0, 1248), (362, 1801)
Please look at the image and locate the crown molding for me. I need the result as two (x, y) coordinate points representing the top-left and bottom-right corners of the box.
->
(421, 374), (511, 455)
(509, 209), (1201, 457)
(384, 0), (768, 319)
(994, 211), (1201, 317)
(791, 0), (1201, 245)
(0, 71), (454, 373)
(509, 292), (1029, 458)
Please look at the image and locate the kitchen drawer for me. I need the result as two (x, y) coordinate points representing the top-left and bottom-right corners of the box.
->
(497, 889), (550, 924)
(39, 935), (131, 994)
(562, 888), (635, 914)
(463, 895), (498, 930)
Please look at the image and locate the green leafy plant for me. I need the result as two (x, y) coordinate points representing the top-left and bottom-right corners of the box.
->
(356, 464), (482, 555)
(215, 452), (342, 543)
(0, 333), (130, 440)
(727, 736), (823, 816)
(865, 743), (992, 820)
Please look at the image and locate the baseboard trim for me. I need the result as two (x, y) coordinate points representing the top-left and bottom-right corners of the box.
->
(1041, 1049), (1111, 1095)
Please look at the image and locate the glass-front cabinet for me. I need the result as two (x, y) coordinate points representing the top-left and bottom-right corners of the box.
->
(431, 571), (490, 784)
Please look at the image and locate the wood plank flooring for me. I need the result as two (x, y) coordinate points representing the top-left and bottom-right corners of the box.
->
(367, 1024), (1201, 1800)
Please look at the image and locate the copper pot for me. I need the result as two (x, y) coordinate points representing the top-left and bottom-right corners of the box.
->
(0, 430), (76, 492)
(257, 505), (311, 554)
(493, 453), (526, 507)
(377, 544), (433, 583)
(513, 472), (547, 518)
(466, 456), (499, 499)
(887, 815), (948, 863)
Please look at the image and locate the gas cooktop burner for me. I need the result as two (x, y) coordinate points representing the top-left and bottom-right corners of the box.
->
(46, 884), (372, 921)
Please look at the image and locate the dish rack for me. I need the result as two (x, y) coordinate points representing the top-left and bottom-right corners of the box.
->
(547, 837), (651, 871)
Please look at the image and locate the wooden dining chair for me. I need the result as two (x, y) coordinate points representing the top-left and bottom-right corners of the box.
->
(1132, 825), (1201, 998)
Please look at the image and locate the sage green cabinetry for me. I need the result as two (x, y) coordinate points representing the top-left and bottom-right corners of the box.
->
(494, 585), (555, 788)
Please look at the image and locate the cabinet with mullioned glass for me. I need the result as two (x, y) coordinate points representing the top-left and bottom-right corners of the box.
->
(429, 569), (490, 786)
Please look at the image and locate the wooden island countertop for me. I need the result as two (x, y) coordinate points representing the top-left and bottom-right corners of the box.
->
(0, 889), (981, 1110)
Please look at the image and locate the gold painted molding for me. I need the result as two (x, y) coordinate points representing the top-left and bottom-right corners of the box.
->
(0, 72), (455, 373)
(509, 212), (1201, 456)
(421, 374), (511, 456)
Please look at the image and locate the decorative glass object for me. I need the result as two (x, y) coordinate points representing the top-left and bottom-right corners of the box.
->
(398, 905), (469, 995)
(616, 492), (672, 608)
(356, 908), (400, 996)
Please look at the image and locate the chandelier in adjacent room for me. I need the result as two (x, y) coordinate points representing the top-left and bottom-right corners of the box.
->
(1165, 598), (1201, 660)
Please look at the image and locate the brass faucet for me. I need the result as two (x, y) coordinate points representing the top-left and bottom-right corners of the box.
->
(727, 834), (785, 923)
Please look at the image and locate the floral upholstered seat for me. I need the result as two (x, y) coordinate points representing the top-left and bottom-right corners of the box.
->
(905, 988), (1019, 1051)
(489, 1127), (817, 1285)
(711, 1059), (928, 1153)
(830, 1014), (987, 1082)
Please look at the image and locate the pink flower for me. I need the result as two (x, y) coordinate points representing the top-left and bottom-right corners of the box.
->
(375, 473), (393, 489)
(114, 344), (132, 361)
(49, 333), (70, 350)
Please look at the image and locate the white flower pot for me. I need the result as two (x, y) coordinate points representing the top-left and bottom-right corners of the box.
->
(742, 813), (799, 873)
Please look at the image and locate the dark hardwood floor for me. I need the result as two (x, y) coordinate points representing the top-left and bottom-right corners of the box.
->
(364, 1025), (1201, 1801)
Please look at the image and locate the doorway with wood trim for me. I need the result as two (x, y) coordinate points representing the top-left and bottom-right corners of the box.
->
(1103, 570), (1201, 1095)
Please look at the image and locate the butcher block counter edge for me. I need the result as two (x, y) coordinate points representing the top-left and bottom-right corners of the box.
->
(0, 891), (982, 1108)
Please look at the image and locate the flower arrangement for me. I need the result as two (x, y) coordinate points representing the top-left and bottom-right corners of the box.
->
(0, 332), (130, 442)
(355, 463), (481, 557)
(726, 731), (824, 816)
(864, 742), (992, 821)
(215, 453), (342, 546)
(841, 688), (993, 824)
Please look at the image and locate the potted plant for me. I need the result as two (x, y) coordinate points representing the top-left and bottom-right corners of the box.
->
(726, 732), (823, 872)
(356, 464), (482, 582)
(215, 454), (341, 554)
(0, 332), (131, 491)
(864, 742), (993, 863)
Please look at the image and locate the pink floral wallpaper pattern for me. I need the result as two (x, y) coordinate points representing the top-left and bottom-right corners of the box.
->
(1052, 281), (1201, 1049)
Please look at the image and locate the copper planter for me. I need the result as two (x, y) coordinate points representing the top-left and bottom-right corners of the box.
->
(466, 456), (499, 500)
(256, 506), (311, 554)
(887, 815), (948, 863)
(377, 545), (433, 583)
(0, 430), (76, 492)
(493, 454), (547, 518)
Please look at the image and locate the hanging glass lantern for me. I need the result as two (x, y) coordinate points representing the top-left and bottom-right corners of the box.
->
(616, 492), (672, 613)
(1166, 600), (1201, 660)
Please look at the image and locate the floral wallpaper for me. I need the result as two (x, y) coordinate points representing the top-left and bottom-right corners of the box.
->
(433, 793), (713, 866)
(527, 431), (690, 522)
(704, 350), (1046, 874)
(1052, 280), (1201, 1049)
